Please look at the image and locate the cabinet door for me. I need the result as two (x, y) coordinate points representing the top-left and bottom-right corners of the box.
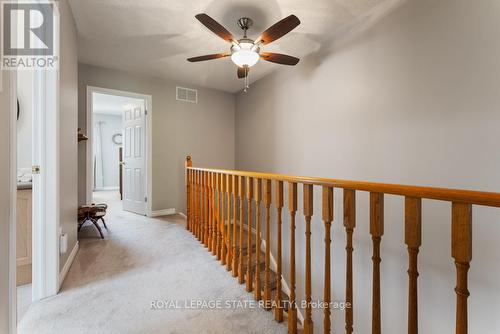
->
(17, 189), (32, 286)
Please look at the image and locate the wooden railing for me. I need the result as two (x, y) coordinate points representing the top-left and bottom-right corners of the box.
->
(185, 156), (500, 334)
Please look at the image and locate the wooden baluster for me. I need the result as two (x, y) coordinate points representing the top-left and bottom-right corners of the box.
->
(191, 169), (195, 234)
(246, 177), (254, 292)
(220, 174), (227, 264)
(194, 170), (198, 236)
(322, 186), (333, 334)
(196, 171), (203, 242)
(303, 184), (314, 334)
(191, 169), (195, 233)
(201, 171), (205, 243)
(190, 170), (194, 234)
(405, 197), (421, 334)
(452, 202), (472, 334)
(226, 174), (233, 271)
(232, 174), (239, 277)
(216, 173), (222, 260)
(263, 179), (272, 308)
(204, 172), (209, 247)
(186, 169), (190, 231)
(197, 170), (201, 239)
(344, 189), (356, 334)
(201, 171), (205, 241)
(254, 178), (262, 301)
(211, 172), (217, 256)
(197, 171), (200, 236)
(207, 172), (212, 251)
(370, 192), (384, 334)
(238, 175), (245, 284)
(185, 157), (192, 231)
(274, 180), (284, 322)
(288, 182), (298, 334)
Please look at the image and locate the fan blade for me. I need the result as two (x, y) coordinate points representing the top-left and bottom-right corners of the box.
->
(195, 14), (235, 43)
(187, 53), (229, 62)
(258, 15), (300, 45)
(260, 52), (300, 66)
(237, 66), (249, 79)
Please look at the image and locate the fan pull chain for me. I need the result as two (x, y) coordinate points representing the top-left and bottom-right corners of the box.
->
(244, 67), (249, 93)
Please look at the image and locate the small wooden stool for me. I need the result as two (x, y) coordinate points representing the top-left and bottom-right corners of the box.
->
(78, 204), (108, 239)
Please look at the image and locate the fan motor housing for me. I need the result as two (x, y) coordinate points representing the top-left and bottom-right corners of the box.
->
(237, 17), (253, 31)
(230, 38), (259, 55)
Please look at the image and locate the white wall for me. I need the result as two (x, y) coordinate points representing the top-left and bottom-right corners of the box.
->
(59, 0), (79, 272)
(93, 113), (122, 189)
(16, 70), (33, 170)
(78, 64), (236, 212)
(235, 0), (500, 333)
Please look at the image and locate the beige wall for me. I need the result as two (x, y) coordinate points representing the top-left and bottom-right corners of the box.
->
(78, 64), (235, 212)
(59, 0), (79, 271)
(0, 71), (13, 334)
(235, 0), (500, 332)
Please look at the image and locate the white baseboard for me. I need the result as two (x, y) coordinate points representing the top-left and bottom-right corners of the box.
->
(178, 212), (187, 219)
(59, 241), (79, 290)
(203, 218), (304, 324)
(93, 187), (119, 191)
(261, 238), (305, 325)
(149, 208), (176, 217)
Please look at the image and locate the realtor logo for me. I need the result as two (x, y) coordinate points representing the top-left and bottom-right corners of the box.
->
(1, 1), (58, 69)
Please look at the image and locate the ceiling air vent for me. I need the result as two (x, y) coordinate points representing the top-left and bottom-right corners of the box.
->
(176, 86), (198, 103)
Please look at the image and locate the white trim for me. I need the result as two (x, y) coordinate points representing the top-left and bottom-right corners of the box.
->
(8, 67), (18, 334)
(93, 187), (119, 191)
(58, 241), (79, 290)
(31, 2), (61, 301)
(241, 224), (305, 325)
(86, 86), (152, 216)
(207, 219), (304, 324)
(261, 239), (304, 325)
(149, 209), (176, 217)
(32, 68), (60, 301)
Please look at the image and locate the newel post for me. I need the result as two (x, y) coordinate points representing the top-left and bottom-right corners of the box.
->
(185, 156), (192, 230)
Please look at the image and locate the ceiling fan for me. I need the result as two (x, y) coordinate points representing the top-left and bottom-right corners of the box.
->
(188, 13), (301, 91)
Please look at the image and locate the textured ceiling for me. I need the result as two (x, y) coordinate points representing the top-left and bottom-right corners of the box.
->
(69, 0), (400, 93)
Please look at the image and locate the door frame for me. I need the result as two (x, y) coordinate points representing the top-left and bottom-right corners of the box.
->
(85, 86), (153, 216)
(8, 68), (18, 334)
(31, 66), (60, 301)
(7, 2), (60, 331)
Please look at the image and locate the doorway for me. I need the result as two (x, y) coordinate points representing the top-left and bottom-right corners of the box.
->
(86, 87), (152, 216)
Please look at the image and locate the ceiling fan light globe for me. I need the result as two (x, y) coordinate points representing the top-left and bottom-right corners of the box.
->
(231, 50), (259, 67)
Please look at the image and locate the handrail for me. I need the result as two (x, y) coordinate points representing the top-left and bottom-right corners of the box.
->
(185, 156), (496, 334)
(186, 166), (500, 208)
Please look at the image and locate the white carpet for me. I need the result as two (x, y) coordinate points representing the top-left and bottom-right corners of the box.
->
(18, 191), (287, 334)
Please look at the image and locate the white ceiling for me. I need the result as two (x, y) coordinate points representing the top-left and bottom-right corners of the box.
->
(93, 92), (144, 116)
(69, 0), (400, 93)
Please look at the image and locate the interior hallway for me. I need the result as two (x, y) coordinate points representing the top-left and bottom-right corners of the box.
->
(18, 191), (287, 334)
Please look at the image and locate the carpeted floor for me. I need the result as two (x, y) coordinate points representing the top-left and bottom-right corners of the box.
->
(18, 191), (287, 334)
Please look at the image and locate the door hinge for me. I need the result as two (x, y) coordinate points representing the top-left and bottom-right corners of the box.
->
(32, 165), (41, 174)
(145, 196), (148, 202)
(145, 109), (148, 115)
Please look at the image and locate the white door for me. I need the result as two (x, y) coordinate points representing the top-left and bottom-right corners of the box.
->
(122, 103), (146, 215)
